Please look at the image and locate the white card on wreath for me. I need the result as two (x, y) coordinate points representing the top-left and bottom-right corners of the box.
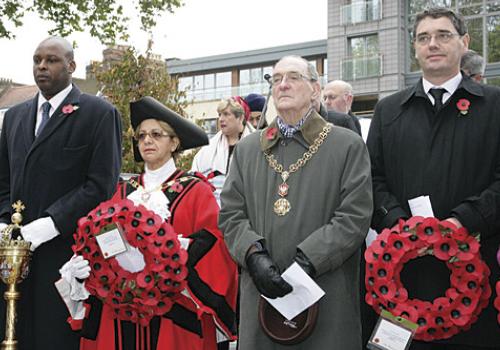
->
(95, 223), (127, 259)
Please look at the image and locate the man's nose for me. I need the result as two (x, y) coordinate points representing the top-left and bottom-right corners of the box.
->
(37, 59), (48, 69)
(428, 35), (440, 47)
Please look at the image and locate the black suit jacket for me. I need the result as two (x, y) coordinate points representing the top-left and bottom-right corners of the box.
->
(317, 102), (360, 136)
(0, 84), (122, 349)
(367, 76), (500, 347)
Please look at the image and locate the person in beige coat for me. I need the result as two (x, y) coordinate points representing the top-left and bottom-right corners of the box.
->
(219, 55), (373, 349)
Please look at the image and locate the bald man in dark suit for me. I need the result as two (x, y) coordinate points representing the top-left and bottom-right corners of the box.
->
(0, 36), (122, 350)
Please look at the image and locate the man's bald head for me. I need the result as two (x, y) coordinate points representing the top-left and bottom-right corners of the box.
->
(37, 36), (74, 61)
(323, 80), (354, 114)
(33, 36), (76, 99)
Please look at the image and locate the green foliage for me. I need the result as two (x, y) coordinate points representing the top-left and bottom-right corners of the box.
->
(0, 0), (183, 43)
(92, 42), (189, 173)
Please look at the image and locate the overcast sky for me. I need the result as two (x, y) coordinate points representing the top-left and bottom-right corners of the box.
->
(0, 0), (327, 85)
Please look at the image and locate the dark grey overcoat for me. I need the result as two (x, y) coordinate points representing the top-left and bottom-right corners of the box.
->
(220, 112), (373, 349)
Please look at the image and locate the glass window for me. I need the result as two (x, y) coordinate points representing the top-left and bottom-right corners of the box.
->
(466, 17), (483, 55)
(487, 1), (500, 12)
(239, 69), (250, 85)
(348, 34), (379, 57)
(178, 76), (192, 91)
(408, 1), (455, 15)
(204, 74), (215, 89)
(250, 67), (262, 84)
(344, 35), (381, 80)
(343, 0), (382, 24)
(487, 15), (500, 63)
(194, 75), (203, 90)
(216, 72), (231, 87)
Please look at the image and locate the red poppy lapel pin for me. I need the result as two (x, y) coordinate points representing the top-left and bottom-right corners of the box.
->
(456, 98), (470, 116)
(265, 127), (278, 140)
(62, 104), (79, 115)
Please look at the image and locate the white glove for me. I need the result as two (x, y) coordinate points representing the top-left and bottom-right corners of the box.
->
(21, 217), (60, 251)
(59, 255), (90, 301)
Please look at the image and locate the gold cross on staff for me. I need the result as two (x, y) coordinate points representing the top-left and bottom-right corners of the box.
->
(11, 201), (25, 213)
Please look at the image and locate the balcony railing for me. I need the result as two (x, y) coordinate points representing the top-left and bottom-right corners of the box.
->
(341, 0), (382, 25)
(341, 54), (382, 81)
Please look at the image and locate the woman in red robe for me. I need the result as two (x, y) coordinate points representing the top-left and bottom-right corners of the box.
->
(60, 96), (238, 350)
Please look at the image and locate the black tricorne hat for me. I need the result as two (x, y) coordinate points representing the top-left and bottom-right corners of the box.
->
(130, 96), (208, 162)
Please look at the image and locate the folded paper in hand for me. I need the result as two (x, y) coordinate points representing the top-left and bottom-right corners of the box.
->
(262, 262), (325, 320)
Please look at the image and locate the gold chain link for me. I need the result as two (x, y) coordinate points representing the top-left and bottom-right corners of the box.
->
(264, 125), (332, 175)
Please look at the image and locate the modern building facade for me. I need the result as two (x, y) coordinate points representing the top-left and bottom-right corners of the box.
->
(167, 40), (327, 134)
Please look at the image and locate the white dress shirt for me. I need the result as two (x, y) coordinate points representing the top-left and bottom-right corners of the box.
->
(35, 83), (73, 135)
(422, 72), (462, 106)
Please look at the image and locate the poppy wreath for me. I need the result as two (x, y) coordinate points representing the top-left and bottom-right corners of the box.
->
(365, 216), (491, 341)
(73, 197), (188, 326)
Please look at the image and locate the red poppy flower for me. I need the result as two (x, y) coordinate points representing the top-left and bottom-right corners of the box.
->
(171, 265), (188, 282)
(117, 307), (138, 323)
(393, 303), (419, 323)
(136, 270), (155, 289)
(434, 237), (458, 261)
(156, 298), (174, 315)
(388, 234), (411, 253)
(456, 235), (480, 261)
(62, 104), (79, 114)
(454, 291), (479, 315)
(265, 127), (278, 140)
(452, 227), (470, 241)
(140, 288), (161, 306)
(404, 216), (424, 230)
(494, 282), (500, 323)
(417, 217), (442, 243)
(456, 98), (470, 115)
(170, 182), (184, 193)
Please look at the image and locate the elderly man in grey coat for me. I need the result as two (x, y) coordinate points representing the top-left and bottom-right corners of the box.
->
(219, 55), (373, 349)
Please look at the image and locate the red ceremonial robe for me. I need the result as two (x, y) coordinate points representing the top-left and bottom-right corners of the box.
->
(74, 170), (238, 350)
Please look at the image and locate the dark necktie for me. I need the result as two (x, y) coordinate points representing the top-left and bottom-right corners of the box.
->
(429, 88), (446, 113)
(36, 102), (51, 137)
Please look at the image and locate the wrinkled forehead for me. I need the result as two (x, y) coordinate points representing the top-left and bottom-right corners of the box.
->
(273, 57), (308, 75)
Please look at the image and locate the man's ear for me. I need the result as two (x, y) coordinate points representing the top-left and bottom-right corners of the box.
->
(311, 81), (321, 101)
(461, 33), (470, 51)
(68, 60), (76, 74)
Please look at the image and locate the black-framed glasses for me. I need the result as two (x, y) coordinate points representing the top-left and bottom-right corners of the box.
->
(414, 32), (461, 45)
(134, 129), (171, 142)
(271, 71), (311, 85)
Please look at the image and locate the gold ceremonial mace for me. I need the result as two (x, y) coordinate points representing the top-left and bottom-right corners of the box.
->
(0, 201), (31, 350)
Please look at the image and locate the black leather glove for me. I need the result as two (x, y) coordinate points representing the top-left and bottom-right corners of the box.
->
(294, 249), (316, 278)
(246, 248), (293, 299)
